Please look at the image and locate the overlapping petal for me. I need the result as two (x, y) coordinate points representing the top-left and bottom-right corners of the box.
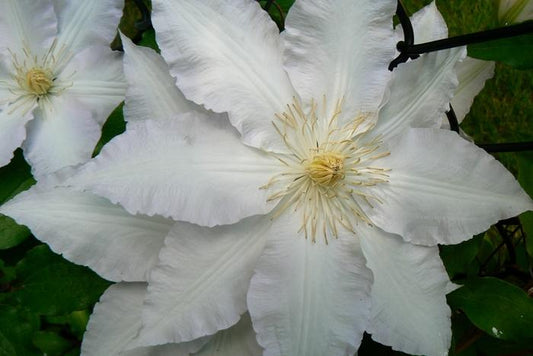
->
(0, 0), (57, 51)
(53, 0), (124, 52)
(409, 1), (448, 43)
(121, 34), (197, 122)
(371, 47), (465, 141)
(248, 214), (372, 356)
(81, 283), (208, 356)
(61, 117), (278, 227)
(0, 103), (35, 168)
(0, 186), (173, 282)
(450, 57), (495, 124)
(194, 313), (262, 356)
(283, 0), (396, 125)
(367, 128), (533, 245)
(22, 97), (101, 178)
(151, 0), (296, 152)
(358, 224), (452, 356)
(138, 215), (270, 345)
(61, 45), (126, 125)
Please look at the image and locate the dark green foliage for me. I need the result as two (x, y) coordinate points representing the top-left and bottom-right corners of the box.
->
(448, 277), (533, 344)
(13, 245), (111, 315)
(92, 103), (126, 157)
(468, 32), (533, 70)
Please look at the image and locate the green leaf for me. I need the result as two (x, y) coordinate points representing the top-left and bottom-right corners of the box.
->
(440, 234), (482, 279)
(0, 305), (40, 356)
(0, 150), (34, 204)
(0, 150), (35, 250)
(14, 245), (111, 315)
(68, 310), (90, 339)
(0, 331), (16, 356)
(448, 277), (533, 344)
(0, 215), (30, 250)
(138, 28), (159, 52)
(516, 152), (533, 257)
(32, 331), (74, 356)
(259, 0), (295, 29)
(467, 31), (533, 70)
(92, 103), (126, 156)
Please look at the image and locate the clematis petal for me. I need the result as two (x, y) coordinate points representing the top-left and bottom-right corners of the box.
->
(0, 0), (57, 51)
(62, 117), (278, 227)
(138, 215), (270, 345)
(282, 0), (396, 125)
(0, 103), (35, 168)
(61, 45), (126, 125)
(22, 97), (101, 178)
(450, 57), (495, 124)
(409, 1), (448, 43)
(151, 0), (296, 152)
(0, 186), (173, 282)
(247, 214), (372, 356)
(52, 0), (124, 52)
(371, 47), (465, 141)
(367, 128), (533, 246)
(121, 34), (197, 122)
(194, 313), (262, 356)
(81, 283), (208, 356)
(358, 224), (452, 356)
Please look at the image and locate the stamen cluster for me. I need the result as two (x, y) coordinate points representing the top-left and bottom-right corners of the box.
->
(1, 40), (73, 113)
(263, 97), (390, 243)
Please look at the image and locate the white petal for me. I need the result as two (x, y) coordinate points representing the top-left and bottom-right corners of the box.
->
(0, 0), (57, 51)
(194, 313), (262, 356)
(0, 186), (173, 282)
(151, 0), (296, 152)
(0, 103), (35, 168)
(53, 0), (124, 51)
(371, 47), (465, 141)
(22, 97), (101, 178)
(410, 2), (448, 43)
(61, 45), (126, 125)
(121, 34), (197, 122)
(62, 117), (278, 227)
(358, 225), (452, 356)
(368, 128), (533, 245)
(247, 213), (372, 356)
(450, 57), (495, 124)
(282, 0), (396, 125)
(138, 215), (270, 345)
(81, 283), (207, 356)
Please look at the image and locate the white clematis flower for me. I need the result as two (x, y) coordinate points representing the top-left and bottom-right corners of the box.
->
(1, 34), (262, 356)
(2, 1), (533, 356)
(0, 0), (126, 177)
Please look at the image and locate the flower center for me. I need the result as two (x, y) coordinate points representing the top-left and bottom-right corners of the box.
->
(306, 152), (345, 186)
(25, 67), (53, 95)
(263, 97), (390, 243)
(2, 40), (74, 109)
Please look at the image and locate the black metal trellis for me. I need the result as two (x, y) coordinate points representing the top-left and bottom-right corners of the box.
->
(391, 0), (533, 153)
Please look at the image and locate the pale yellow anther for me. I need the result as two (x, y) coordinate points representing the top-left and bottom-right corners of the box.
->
(26, 67), (53, 95)
(306, 152), (345, 186)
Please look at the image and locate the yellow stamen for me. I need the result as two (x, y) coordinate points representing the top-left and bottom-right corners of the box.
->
(306, 152), (345, 186)
(26, 68), (53, 95)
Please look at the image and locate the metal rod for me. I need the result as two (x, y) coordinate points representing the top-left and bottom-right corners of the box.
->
(398, 21), (533, 56)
